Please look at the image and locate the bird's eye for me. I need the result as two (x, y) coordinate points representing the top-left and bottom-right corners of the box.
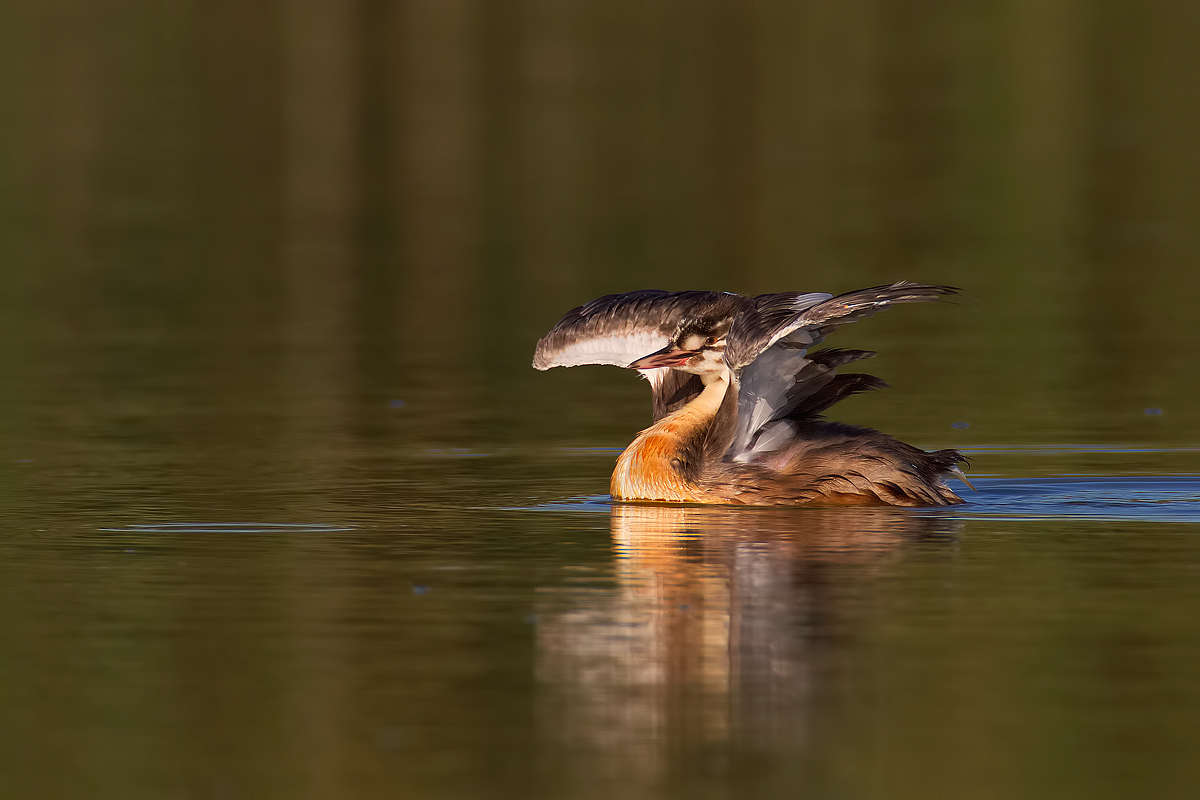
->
(670, 457), (685, 471)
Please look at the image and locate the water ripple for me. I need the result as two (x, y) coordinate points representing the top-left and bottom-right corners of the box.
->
(96, 522), (355, 534)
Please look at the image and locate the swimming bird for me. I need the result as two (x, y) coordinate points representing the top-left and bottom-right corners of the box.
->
(533, 282), (968, 507)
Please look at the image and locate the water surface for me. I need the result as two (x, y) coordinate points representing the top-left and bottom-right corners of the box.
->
(4, 0), (1200, 797)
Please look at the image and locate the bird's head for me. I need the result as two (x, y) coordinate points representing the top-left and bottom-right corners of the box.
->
(628, 318), (731, 380)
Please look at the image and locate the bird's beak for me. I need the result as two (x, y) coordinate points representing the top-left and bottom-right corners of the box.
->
(628, 346), (698, 370)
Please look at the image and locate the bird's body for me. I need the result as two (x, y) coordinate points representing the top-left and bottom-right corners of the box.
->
(534, 282), (968, 507)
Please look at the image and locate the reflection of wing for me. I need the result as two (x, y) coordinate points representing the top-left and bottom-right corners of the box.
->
(533, 290), (745, 370)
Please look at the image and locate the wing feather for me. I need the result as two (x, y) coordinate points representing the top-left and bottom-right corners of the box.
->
(724, 282), (957, 370)
(533, 290), (745, 370)
(731, 347), (880, 459)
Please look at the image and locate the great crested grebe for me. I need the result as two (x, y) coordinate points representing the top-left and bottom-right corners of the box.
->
(533, 282), (969, 507)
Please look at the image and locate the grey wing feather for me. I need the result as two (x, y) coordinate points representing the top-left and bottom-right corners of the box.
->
(724, 282), (957, 371)
(723, 292), (832, 370)
(731, 346), (879, 460)
(726, 280), (955, 461)
(792, 281), (959, 336)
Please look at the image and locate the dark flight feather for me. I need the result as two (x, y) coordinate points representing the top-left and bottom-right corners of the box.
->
(724, 282), (958, 370)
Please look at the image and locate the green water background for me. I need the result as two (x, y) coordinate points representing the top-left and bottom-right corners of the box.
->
(2, 1), (1199, 797)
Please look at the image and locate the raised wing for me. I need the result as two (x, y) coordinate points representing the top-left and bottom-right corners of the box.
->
(727, 282), (958, 460)
(721, 292), (832, 370)
(787, 281), (958, 337)
(533, 290), (743, 370)
(724, 282), (958, 371)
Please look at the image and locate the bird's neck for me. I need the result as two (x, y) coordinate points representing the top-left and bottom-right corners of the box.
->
(612, 372), (736, 502)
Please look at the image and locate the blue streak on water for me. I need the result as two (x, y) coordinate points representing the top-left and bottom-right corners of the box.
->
(517, 476), (1200, 524)
(932, 476), (1200, 523)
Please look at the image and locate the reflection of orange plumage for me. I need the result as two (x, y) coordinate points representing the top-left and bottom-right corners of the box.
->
(532, 503), (966, 786)
(535, 283), (971, 507)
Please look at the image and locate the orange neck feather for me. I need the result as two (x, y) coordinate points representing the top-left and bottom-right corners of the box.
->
(611, 375), (730, 502)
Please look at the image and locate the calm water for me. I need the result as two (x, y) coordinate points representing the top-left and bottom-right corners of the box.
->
(4, 1), (1200, 798)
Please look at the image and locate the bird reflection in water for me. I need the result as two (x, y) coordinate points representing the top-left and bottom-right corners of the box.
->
(535, 504), (963, 791)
